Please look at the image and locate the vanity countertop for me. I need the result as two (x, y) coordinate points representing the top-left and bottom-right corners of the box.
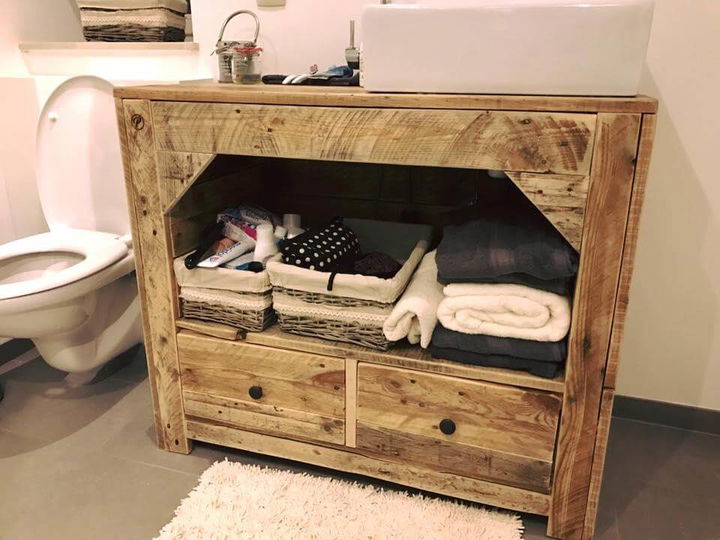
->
(114, 81), (658, 114)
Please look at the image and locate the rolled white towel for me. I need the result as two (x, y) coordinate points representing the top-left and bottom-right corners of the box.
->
(437, 283), (571, 342)
(383, 251), (444, 348)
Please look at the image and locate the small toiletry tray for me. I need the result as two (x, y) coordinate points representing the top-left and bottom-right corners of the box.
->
(173, 257), (275, 332)
(267, 220), (430, 350)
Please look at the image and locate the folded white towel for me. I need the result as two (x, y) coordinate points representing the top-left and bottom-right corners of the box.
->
(437, 283), (571, 342)
(383, 251), (444, 348)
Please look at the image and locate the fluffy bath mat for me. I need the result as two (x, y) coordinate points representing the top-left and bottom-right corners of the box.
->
(155, 460), (523, 540)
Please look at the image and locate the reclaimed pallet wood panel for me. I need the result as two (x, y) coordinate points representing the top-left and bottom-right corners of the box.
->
(505, 172), (589, 250)
(548, 113), (641, 540)
(583, 389), (615, 538)
(117, 98), (191, 454)
(186, 419), (552, 516)
(605, 114), (658, 389)
(243, 325), (565, 394)
(184, 391), (344, 445)
(356, 364), (561, 492)
(156, 151), (214, 212)
(177, 333), (345, 444)
(115, 83), (658, 114)
(151, 102), (597, 175)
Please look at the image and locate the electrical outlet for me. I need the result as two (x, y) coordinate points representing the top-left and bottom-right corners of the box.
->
(257, 0), (285, 6)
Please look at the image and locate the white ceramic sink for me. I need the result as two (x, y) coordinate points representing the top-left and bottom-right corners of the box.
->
(361, 0), (654, 96)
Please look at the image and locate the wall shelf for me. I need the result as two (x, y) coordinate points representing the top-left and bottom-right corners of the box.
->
(19, 41), (202, 81)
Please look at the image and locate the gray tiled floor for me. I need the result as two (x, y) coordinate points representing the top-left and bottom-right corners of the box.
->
(1, 347), (719, 540)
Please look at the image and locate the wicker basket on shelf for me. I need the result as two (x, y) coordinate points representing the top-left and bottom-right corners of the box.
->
(268, 238), (429, 351)
(76, 0), (188, 42)
(174, 258), (275, 333)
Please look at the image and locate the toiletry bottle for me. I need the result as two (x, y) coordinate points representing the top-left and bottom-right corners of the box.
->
(283, 213), (305, 239)
(253, 223), (279, 264)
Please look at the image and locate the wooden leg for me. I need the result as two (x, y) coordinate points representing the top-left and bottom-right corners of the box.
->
(547, 114), (641, 539)
(582, 389), (615, 539)
(116, 98), (191, 454)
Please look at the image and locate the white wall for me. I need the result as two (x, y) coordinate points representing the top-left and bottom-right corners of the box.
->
(616, 0), (720, 410)
(192, 0), (371, 78)
(0, 0), (84, 240)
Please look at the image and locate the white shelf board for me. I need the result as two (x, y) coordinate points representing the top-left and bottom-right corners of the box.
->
(19, 41), (199, 54)
(19, 41), (202, 80)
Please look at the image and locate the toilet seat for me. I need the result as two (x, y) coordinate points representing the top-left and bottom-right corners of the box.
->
(0, 229), (128, 301)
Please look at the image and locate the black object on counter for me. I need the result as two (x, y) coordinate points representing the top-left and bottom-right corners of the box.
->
(184, 221), (224, 269)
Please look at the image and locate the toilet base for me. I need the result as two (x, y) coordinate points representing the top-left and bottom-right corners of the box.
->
(31, 273), (143, 377)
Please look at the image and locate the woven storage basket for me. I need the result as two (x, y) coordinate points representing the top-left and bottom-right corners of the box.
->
(268, 235), (429, 351)
(77, 0), (187, 42)
(174, 258), (275, 333)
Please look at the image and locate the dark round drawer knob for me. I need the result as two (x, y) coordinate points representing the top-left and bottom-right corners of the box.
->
(439, 418), (456, 435)
(248, 386), (263, 400)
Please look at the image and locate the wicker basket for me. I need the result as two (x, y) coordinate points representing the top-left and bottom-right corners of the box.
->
(268, 238), (428, 350)
(77, 0), (187, 42)
(174, 258), (274, 333)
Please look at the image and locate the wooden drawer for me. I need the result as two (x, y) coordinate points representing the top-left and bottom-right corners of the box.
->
(356, 364), (562, 493)
(151, 102), (596, 175)
(177, 333), (345, 445)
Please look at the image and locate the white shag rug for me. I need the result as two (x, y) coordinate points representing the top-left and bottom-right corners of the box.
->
(155, 460), (523, 540)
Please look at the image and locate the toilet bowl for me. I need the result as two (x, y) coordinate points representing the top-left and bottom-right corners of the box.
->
(0, 76), (142, 381)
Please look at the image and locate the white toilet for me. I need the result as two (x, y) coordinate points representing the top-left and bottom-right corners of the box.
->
(0, 76), (142, 383)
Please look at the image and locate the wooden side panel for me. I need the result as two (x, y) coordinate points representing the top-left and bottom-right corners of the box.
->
(357, 364), (561, 492)
(505, 172), (589, 250)
(156, 151), (214, 212)
(117, 98), (190, 453)
(186, 420), (552, 516)
(152, 102), (597, 175)
(583, 389), (615, 539)
(548, 114), (641, 539)
(605, 114), (657, 389)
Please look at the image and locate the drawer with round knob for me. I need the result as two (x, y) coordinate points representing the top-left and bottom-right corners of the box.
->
(356, 363), (562, 493)
(177, 332), (345, 445)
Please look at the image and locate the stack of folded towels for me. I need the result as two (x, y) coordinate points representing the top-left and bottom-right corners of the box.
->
(383, 211), (578, 378)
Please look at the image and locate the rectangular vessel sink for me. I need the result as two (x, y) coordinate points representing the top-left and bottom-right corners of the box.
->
(361, 0), (654, 96)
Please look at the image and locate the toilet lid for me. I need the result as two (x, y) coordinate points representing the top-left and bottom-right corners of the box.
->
(36, 76), (130, 236)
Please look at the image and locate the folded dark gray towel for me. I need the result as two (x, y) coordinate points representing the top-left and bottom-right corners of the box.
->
(428, 345), (561, 379)
(437, 216), (579, 283)
(431, 326), (566, 363)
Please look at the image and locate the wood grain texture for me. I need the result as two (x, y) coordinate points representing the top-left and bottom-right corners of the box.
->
(186, 419), (552, 516)
(176, 318), (244, 341)
(548, 113), (641, 539)
(345, 358), (358, 448)
(605, 114), (658, 389)
(356, 424), (553, 493)
(156, 151), (214, 212)
(583, 389), (615, 539)
(505, 172), (589, 250)
(118, 98), (190, 453)
(177, 332), (345, 445)
(115, 82), (658, 114)
(167, 165), (265, 256)
(357, 364), (561, 462)
(184, 391), (344, 445)
(151, 102), (597, 175)
(244, 326), (565, 393)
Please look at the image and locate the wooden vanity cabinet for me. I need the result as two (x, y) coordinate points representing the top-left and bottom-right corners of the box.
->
(114, 84), (657, 539)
